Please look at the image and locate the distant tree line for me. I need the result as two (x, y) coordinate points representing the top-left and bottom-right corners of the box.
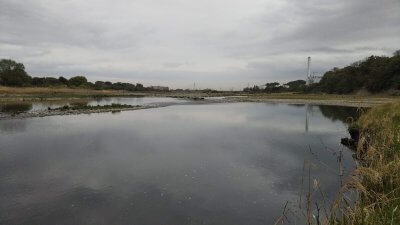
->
(0, 59), (154, 91)
(245, 50), (400, 94)
(243, 80), (307, 93)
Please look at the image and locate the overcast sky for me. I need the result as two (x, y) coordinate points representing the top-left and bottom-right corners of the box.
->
(1, 0), (399, 89)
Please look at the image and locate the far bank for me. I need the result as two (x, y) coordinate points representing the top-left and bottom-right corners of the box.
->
(1, 86), (400, 108)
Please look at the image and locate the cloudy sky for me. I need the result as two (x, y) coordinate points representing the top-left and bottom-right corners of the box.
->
(1, 0), (399, 89)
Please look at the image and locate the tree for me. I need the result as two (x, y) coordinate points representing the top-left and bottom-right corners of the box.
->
(252, 85), (260, 92)
(264, 82), (281, 93)
(394, 50), (400, 57)
(58, 76), (69, 85)
(68, 76), (87, 86)
(31, 77), (45, 86)
(136, 83), (145, 91)
(0, 59), (32, 86)
(285, 80), (306, 91)
(31, 77), (65, 87)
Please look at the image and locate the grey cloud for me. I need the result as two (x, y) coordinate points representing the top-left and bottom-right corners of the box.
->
(209, 0), (400, 58)
(0, 0), (399, 89)
(0, 0), (154, 50)
(163, 62), (194, 68)
(1, 1), (102, 46)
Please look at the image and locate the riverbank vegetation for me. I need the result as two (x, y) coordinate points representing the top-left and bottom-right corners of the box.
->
(318, 52), (400, 94)
(276, 103), (400, 224)
(329, 103), (400, 224)
(245, 50), (400, 95)
(0, 59), (153, 91)
(0, 86), (147, 101)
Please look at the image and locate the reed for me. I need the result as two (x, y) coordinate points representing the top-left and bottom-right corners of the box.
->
(330, 103), (400, 224)
(275, 103), (400, 224)
(0, 86), (145, 101)
(0, 86), (119, 95)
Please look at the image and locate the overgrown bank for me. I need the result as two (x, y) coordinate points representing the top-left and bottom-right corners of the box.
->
(0, 86), (148, 101)
(331, 103), (400, 224)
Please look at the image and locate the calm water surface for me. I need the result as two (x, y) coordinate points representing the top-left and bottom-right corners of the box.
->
(0, 103), (357, 225)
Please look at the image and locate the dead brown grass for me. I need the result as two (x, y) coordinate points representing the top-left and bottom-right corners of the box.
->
(0, 86), (144, 101)
(330, 103), (400, 225)
(0, 86), (121, 95)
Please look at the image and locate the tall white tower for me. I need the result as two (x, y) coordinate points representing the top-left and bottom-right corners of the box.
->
(306, 57), (312, 85)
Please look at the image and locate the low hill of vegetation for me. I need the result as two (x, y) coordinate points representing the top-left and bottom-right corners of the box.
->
(245, 50), (400, 95)
(318, 50), (400, 94)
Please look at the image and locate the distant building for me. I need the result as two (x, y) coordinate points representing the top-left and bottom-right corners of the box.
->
(306, 57), (322, 85)
(150, 86), (169, 91)
(307, 73), (322, 85)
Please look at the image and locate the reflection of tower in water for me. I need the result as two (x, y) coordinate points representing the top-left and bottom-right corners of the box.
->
(305, 104), (313, 132)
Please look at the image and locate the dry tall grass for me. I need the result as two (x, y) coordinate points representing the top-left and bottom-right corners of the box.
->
(0, 86), (122, 95)
(0, 86), (143, 101)
(330, 103), (400, 224)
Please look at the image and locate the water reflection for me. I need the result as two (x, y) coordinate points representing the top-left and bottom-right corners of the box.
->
(304, 104), (363, 133)
(0, 103), (355, 225)
(0, 119), (29, 133)
(0, 102), (32, 113)
(318, 105), (363, 124)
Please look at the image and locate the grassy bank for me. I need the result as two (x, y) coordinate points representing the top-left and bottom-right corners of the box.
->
(1, 87), (400, 107)
(331, 103), (400, 224)
(0, 86), (234, 102)
(0, 86), (146, 101)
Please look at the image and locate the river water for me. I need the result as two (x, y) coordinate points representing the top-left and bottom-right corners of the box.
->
(0, 101), (359, 225)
